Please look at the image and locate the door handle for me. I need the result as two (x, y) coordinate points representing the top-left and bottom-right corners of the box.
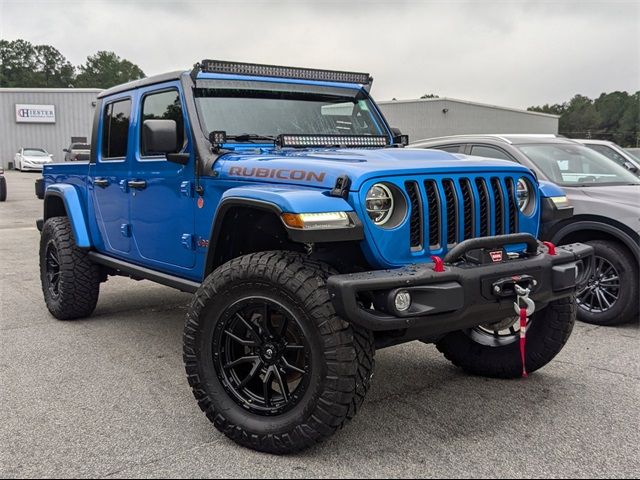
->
(127, 180), (147, 190)
(94, 178), (110, 188)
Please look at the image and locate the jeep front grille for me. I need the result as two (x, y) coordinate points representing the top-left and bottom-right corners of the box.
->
(406, 176), (520, 253)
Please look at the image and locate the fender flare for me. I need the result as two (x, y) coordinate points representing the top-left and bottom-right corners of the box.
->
(44, 184), (92, 248)
(204, 193), (363, 277)
(551, 219), (640, 263)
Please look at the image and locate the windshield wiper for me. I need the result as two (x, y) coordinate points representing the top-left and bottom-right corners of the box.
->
(227, 133), (278, 143)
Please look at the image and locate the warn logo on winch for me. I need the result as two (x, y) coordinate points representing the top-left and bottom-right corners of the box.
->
(228, 166), (326, 182)
(490, 250), (504, 263)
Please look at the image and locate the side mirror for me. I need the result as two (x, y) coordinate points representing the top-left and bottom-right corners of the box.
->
(63, 148), (69, 153)
(143, 119), (189, 165)
(143, 119), (177, 154)
(623, 161), (639, 174)
(390, 127), (409, 147)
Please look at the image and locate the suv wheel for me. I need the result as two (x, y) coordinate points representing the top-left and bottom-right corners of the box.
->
(40, 217), (101, 320)
(0, 176), (6, 202)
(576, 240), (639, 325)
(435, 296), (576, 378)
(184, 251), (375, 454)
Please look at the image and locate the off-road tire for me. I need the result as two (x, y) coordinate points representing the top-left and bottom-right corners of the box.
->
(0, 176), (6, 201)
(577, 240), (639, 326)
(436, 296), (576, 379)
(183, 251), (375, 454)
(40, 217), (101, 320)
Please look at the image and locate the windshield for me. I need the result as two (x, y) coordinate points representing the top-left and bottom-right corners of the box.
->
(71, 144), (90, 150)
(194, 80), (385, 142)
(23, 149), (48, 156)
(518, 144), (640, 186)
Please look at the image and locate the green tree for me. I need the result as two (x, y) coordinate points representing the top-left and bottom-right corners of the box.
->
(33, 44), (75, 87)
(0, 39), (75, 87)
(75, 51), (145, 88)
(0, 39), (38, 87)
(420, 93), (439, 99)
(527, 103), (567, 116)
(559, 94), (601, 137)
(618, 91), (639, 147)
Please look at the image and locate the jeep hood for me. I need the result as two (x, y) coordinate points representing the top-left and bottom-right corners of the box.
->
(215, 147), (534, 190)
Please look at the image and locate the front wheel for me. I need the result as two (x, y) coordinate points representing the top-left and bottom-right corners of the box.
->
(576, 240), (638, 326)
(183, 251), (375, 454)
(435, 296), (576, 379)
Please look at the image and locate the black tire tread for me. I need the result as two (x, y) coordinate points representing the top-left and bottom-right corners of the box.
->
(436, 296), (576, 379)
(39, 217), (101, 320)
(183, 251), (375, 454)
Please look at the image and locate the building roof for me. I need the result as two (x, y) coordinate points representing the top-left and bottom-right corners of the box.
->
(0, 88), (103, 93)
(378, 96), (560, 119)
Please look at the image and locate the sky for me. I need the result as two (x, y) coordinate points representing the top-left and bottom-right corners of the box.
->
(1, 0), (638, 109)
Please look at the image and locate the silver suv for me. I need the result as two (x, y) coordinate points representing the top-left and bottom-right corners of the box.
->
(573, 139), (640, 175)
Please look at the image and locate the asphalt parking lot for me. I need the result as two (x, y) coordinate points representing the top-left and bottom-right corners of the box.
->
(0, 170), (638, 478)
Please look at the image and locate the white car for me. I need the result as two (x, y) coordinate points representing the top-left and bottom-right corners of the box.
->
(14, 148), (54, 172)
(574, 139), (640, 175)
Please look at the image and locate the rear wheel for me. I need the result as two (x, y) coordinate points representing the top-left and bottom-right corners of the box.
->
(576, 240), (638, 326)
(184, 251), (375, 454)
(39, 217), (101, 320)
(436, 297), (576, 378)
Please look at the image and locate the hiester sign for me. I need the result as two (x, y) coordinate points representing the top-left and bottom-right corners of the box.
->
(15, 104), (56, 123)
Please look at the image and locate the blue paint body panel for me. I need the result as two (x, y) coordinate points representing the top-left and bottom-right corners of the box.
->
(42, 70), (548, 282)
(538, 180), (566, 198)
(43, 172), (92, 248)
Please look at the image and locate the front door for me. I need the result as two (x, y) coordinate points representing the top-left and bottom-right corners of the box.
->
(92, 96), (133, 255)
(129, 84), (196, 270)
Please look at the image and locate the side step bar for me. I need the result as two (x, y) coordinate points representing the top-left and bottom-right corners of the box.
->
(88, 252), (201, 293)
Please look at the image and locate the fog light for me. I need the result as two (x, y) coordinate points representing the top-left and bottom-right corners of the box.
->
(394, 290), (412, 312)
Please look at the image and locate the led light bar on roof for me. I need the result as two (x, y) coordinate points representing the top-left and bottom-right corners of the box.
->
(277, 134), (389, 149)
(199, 60), (372, 85)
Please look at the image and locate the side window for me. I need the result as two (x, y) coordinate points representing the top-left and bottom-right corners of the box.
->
(140, 90), (185, 156)
(433, 145), (461, 153)
(102, 99), (131, 160)
(470, 145), (514, 162)
(586, 144), (627, 167)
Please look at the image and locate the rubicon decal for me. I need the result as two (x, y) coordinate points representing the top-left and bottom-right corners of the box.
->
(228, 167), (326, 182)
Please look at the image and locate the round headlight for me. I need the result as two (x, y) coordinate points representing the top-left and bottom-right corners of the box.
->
(516, 178), (532, 212)
(366, 183), (394, 225)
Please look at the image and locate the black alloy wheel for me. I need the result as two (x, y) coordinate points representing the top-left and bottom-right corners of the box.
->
(577, 255), (620, 314)
(45, 242), (61, 298)
(213, 297), (311, 416)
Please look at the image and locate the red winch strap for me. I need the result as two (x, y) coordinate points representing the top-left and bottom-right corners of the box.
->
(519, 306), (528, 378)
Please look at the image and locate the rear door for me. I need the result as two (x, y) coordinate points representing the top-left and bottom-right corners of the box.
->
(128, 83), (196, 270)
(92, 96), (134, 255)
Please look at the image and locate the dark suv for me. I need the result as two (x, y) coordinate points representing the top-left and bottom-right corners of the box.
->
(412, 135), (640, 326)
(0, 167), (6, 201)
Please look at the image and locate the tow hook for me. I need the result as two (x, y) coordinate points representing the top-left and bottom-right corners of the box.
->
(491, 274), (538, 298)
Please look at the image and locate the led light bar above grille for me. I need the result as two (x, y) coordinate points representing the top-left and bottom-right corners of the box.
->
(277, 134), (389, 149)
(199, 59), (372, 85)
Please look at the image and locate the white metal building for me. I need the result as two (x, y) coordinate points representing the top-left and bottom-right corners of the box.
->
(0, 88), (102, 169)
(378, 97), (559, 143)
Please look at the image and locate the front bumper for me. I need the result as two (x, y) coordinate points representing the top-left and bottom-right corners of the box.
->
(20, 163), (46, 171)
(327, 235), (593, 336)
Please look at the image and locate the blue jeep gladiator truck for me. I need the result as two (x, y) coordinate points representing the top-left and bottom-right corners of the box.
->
(36, 60), (593, 454)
